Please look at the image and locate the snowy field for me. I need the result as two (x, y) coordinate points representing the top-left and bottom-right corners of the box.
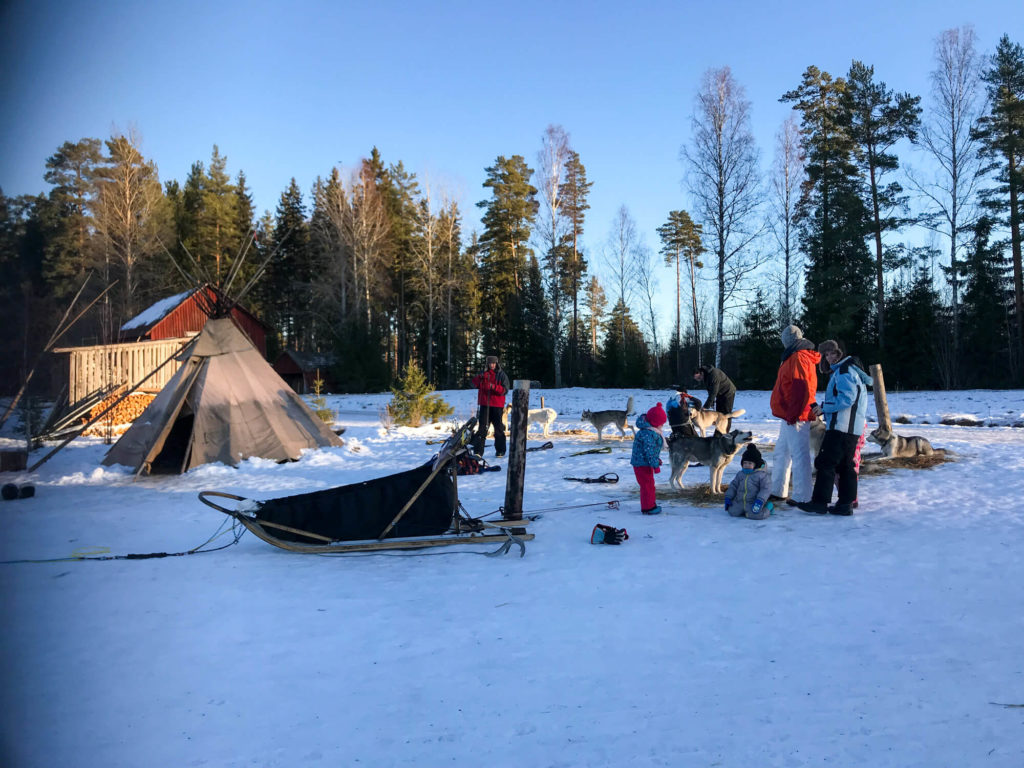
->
(2, 386), (1023, 768)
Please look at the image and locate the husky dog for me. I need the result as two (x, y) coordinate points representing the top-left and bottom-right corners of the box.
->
(867, 426), (942, 459)
(689, 405), (747, 436)
(502, 404), (559, 438)
(668, 429), (754, 493)
(582, 396), (636, 442)
(809, 417), (826, 456)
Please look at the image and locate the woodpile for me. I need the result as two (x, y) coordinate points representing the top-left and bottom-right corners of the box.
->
(82, 389), (156, 435)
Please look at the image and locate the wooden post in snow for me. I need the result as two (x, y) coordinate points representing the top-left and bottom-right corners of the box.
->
(503, 380), (529, 522)
(870, 364), (891, 433)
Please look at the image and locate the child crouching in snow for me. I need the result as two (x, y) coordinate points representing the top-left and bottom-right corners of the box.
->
(631, 402), (667, 515)
(724, 444), (773, 520)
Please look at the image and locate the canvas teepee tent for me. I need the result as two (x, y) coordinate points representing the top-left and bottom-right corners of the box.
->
(103, 317), (343, 474)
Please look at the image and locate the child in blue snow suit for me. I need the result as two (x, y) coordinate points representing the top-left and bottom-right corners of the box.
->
(630, 402), (667, 515)
(724, 444), (773, 520)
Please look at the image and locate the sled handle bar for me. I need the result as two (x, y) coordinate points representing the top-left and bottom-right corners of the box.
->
(198, 490), (250, 516)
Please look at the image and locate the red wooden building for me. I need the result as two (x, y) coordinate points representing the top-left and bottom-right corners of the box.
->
(55, 287), (271, 407)
(119, 286), (268, 355)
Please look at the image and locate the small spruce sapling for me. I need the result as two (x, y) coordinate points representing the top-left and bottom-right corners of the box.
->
(387, 361), (454, 427)
(310, 372), (336, 425)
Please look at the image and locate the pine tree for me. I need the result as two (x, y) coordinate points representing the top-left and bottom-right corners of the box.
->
(736, 288), (780, 389)
(782, 66), (875, 343)
(476, 155), (538, 371)
(657, 210), (704, 378)
(261, 179), (310, 355)
(883, 253), (947, 389)
(558, 150), (592, 385)
(41, 138), (102, 300)
(975, 35), (1024, 370)
(844, 61), (921, 349)
(961, 216), (1015, 384)
(599, 299), (648, 387)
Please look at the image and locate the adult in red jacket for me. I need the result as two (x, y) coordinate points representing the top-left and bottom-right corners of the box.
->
(769, 325), (820, 504)
(470, 355), (511, 457)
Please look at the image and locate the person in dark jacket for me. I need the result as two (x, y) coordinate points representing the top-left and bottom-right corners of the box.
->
(693, 365), (737, 423)
(665, 387), (702, 437)
(796, 340), (869, 517)
(470, 355), (511, 457)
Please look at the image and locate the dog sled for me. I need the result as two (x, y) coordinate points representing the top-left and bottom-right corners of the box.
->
(198, 418), (534, 556)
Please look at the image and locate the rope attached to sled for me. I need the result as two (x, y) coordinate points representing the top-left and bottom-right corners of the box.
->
(0, 516), (246, 565)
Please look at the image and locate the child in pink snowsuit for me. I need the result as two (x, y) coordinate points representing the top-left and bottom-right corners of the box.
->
(630, 402), (667, 515)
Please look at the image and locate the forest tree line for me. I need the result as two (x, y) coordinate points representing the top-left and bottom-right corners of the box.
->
(1, 28), (1021, 397)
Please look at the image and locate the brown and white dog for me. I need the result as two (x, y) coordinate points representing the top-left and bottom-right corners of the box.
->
(689, 405), (747, 436)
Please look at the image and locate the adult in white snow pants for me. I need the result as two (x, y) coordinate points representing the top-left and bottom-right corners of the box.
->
(769, 325), (821, 503)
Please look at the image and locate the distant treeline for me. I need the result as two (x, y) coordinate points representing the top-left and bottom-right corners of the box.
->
(1, 30), (1021, 396)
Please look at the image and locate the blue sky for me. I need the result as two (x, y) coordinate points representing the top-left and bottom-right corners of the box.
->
(1, 0), (1020, 327)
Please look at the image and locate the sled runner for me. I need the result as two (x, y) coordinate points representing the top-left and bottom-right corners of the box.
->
(198, 418), (534, 556)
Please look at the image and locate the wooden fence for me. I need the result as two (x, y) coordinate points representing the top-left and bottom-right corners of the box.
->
(53, 337), (192, 406)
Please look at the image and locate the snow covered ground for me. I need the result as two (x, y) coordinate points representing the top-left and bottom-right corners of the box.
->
(2, 387), (1023, 767)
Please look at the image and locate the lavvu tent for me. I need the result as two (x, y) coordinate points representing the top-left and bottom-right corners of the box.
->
(103, 317), (343, 474)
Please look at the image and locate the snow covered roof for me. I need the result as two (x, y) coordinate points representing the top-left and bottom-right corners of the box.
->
(120, 289), (194, 333)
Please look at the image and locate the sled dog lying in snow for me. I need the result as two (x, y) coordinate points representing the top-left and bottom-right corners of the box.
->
(867, 426), (943, 458)
(668, 429), (754, 493)
(502, 404), (559, 438)
(581, 396), (636, 442)
(688, 405), (747, 436)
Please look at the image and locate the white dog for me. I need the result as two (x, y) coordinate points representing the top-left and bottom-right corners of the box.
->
(502, 404), (559, 438)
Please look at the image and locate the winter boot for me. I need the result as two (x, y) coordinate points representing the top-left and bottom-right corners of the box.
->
(828, 503), (854, 516)
(795, 500), (828, 515)
(642, 505), (662, 516)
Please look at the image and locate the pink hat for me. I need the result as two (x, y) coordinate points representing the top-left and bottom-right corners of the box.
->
(645, 402), (667, 428)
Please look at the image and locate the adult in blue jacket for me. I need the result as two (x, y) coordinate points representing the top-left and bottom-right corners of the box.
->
(796, 340), (868, 516)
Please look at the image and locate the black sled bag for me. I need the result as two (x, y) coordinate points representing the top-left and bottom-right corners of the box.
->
(253, 461), (455, 543)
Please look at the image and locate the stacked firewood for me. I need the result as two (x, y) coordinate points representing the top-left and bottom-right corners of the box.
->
(82, 390), (156, 435)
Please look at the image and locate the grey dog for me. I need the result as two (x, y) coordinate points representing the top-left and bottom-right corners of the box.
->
(668, 429), (754, 493)
(582, 396), (635, 442)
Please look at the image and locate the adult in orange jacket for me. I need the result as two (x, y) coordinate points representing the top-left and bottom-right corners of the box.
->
(470, 355), (511, 457)
(769, 325), (820, 503)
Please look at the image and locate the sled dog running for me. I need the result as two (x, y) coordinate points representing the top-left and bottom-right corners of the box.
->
(582, 396), (635, 442)
(668, 429), (754, 493)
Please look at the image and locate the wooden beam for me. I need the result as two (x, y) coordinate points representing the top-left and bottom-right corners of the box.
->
(503, 380), (530, 522)
(870, 364), (891, 433)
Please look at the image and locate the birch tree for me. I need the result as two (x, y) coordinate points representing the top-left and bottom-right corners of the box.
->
(535, 124), (570, 385)
(769, 115), (805, 326)
(910, 26), (986, 365)
(683, 66), (763, 365)
(93, 129), (163, 325)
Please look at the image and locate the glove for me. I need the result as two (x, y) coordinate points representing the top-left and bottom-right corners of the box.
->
(654, 465), (661, 474)
(751, 500), (764, 516)
(591, 524), (629, 545)
(724, 499), (732, 511)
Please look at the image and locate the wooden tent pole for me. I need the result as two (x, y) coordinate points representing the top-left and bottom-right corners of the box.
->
(503, 380), (530, 522)
(0, 278), (116, 429)
(27, 336), (198, 473)
(870, 364), (891, 433)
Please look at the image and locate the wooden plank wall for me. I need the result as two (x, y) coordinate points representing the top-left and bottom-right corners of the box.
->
(57, 338), (190, 405)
